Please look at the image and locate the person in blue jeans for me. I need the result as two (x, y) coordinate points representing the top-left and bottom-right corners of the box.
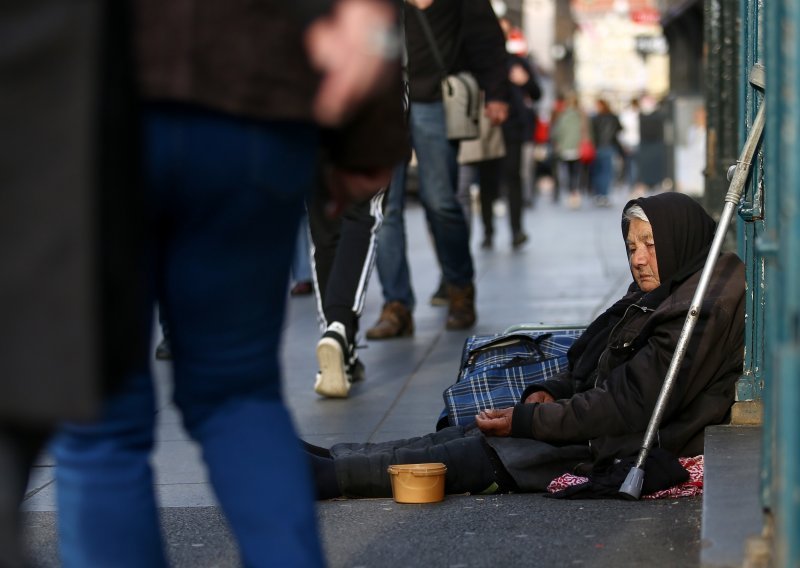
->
(366, 0), (510, 339)
(590, 98), (623, 207)
(50, 1), (404, 567)
(55, 110), (324, 568)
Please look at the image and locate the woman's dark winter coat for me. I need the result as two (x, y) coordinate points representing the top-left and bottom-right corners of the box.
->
(490, 193), (745, 490)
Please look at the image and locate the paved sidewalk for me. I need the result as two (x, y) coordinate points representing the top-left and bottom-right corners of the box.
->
(22, 188), (713, 567)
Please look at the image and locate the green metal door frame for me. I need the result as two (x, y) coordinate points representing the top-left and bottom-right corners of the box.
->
(741, 0), (800, 564)
(736, 0), (764, 405)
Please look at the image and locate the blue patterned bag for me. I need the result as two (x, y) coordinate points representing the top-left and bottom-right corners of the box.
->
(438, 329), (583, 429)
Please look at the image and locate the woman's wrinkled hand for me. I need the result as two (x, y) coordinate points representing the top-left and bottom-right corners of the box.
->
(475, 407), (514, 437)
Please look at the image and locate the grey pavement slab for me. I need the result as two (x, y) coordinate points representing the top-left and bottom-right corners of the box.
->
(700, 425), (763, 568)
(22, 188), (716, 567)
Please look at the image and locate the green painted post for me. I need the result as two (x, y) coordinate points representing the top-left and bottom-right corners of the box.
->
(761, 0), (800, 564)
(769, 0), (800, 562)
(738, 0), (773, 520)
(774, 350), (800, 566)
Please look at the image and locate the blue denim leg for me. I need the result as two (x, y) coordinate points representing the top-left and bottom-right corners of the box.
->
(592, 146), (615, 197)
(409, 102), (474, 286)
(291, 214), (312, 283)
(52, 106), (324, 568)
(375, 162), (416, 308)
(54, 369), (166, 567)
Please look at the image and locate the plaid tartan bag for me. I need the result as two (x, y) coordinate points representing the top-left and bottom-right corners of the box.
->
(438, 329), (583, 429)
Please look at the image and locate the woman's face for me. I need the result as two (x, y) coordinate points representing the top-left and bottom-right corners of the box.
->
(626, 218), (661, 292)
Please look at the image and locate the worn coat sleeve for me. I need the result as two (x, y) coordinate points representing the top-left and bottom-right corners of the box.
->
(519, 372), (575, 403)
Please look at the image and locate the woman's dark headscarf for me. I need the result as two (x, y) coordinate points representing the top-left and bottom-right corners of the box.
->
(568, 193), (717, 380)
(622, 192), (717, 294)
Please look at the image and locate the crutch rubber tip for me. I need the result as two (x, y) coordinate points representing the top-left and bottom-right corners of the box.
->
(619, 466), (645, 500)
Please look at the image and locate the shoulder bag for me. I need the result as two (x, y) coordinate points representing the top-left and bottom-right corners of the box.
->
(413, 8), (481, 141)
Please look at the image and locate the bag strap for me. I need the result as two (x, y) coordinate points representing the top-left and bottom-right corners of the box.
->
(465, 332), (553, 365)
(412, 6), (465, 82)
(411, 7), (448, 80)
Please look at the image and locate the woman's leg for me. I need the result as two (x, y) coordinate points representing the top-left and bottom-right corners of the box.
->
(501, 138), (525, 241)
(330, 428), (499, 498)
(476, 159), (500, 247)
(307, 452), (342, 500)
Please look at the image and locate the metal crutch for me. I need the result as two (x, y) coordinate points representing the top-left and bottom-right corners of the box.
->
(619, 63), (766, 499)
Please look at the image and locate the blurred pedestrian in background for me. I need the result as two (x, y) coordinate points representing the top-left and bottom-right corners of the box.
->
(367, 0), (510, 340)
(49, 1), (405, 567)
(493, 17), (540, 248)
(619, 97), (641, 194)
(457, 94), (506, 250)
(466, 17), (540, 251)
(637, 95), (669, 192)
(551, 91), (590, 209)
(589, 98), (622, 207)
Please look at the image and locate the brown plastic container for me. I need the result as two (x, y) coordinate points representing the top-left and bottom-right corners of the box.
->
(387, 463), (447, 504)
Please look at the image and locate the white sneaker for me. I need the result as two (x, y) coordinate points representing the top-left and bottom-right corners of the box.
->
(314, 322), (352, 398)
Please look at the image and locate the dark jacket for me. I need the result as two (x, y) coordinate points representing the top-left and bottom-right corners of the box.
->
(135, 0), (408, 171)
(2, 1), (146, 423)
(502, 54), (540, 143)
(591, 111), (622, 150)
(404, 0), (510, 103)
(135, 0), (326, 122)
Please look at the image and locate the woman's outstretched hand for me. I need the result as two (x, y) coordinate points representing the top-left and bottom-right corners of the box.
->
(475, 408), (514, 437)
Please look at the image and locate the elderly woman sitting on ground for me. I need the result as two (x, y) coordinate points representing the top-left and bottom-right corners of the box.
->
(305, 192), (745, 498)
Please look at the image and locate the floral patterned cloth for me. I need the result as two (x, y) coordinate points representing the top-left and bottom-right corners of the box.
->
(546, 455), (704, 499)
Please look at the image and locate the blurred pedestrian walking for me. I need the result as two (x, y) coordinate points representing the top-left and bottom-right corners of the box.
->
(619, 98), (641, 193)
(367, 0), (510, 339)
(494, 17), (540, 248)
(589, 98), (623, 207)
(50, 1), (405, 567)
(638, 95), (669, 192)
(551, 91), (590, 209)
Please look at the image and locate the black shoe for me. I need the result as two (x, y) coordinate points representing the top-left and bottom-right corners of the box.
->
(512, 232), (528, 249)
(429, 281), (449, 307)
(155, 338), (171, 360)
(314, 322), (364, 398)
(480, 235), (493, 250)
